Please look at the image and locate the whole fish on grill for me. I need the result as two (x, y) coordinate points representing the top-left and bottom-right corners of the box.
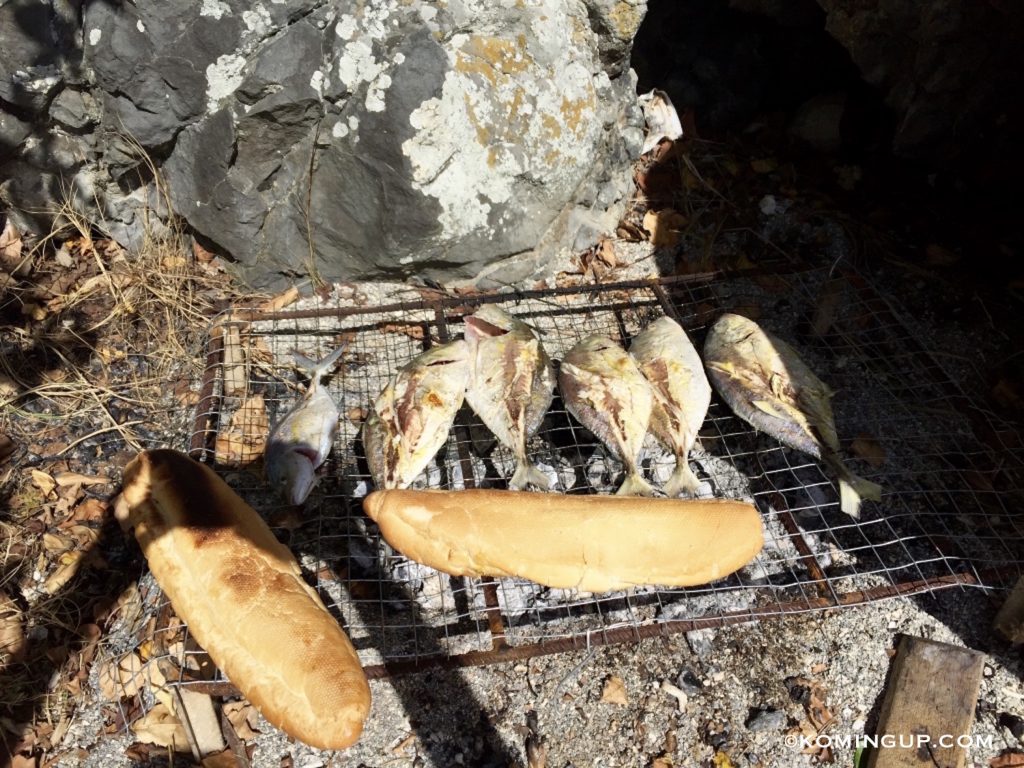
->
(704, 312), (882, 518)
(629, 316), (711, 496)
(464, 305), (556, 490)
(558, 335), (656, 496)
(265, 345), (346, 505)
(363, 340), (470, 490)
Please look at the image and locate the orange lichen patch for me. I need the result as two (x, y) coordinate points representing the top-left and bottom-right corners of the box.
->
(463, 95), (491, 147)
(560, 94), (593, 136)
(608, 2), (644, 39)
(455, 36), (530, 86)
(541, 113), (562, 141)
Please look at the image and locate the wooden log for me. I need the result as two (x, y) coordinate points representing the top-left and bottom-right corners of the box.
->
(867, 635), (985, 768)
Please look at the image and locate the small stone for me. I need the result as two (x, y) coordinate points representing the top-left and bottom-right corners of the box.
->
(998, 712), (1024, 742)
(746, 709), (787, 733)
(676, 668), (703, 695)
(685, 628), (716, 658)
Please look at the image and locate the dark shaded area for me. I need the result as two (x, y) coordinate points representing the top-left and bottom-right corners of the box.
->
(633, 0), (876, 140)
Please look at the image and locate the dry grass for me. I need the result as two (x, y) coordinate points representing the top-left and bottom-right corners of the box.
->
(0, 137), (258, 758)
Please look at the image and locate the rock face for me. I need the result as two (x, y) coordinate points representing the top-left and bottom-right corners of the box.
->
(0, 0), (648, 286)
(813, 0), (1024, 161)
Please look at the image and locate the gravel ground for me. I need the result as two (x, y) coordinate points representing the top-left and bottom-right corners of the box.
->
(56, 588), (1023, 767)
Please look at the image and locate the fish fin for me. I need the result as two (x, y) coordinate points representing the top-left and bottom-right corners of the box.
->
(509, 461), (551, 491)
(293, 344), (347, 382)
(751, 398), (791, 420)
(616, 471), (658, 497)
(664, 462), (702, 497)
(837, 471), (882, 519)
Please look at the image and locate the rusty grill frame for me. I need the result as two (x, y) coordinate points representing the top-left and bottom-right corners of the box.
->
(128, 262), (1023, 694)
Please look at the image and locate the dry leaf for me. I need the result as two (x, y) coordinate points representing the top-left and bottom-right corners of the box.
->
(991, 752), (1024, 767)
(193, 239), (216, 263)
(597, 238), (618, 268)
(601, 676), (629, 706)
(381, 323), (426, 340)
(98, 653), (153, 700)
(0, 375), (18, 402)
(202, 750), (242, 768)
(131, 703), (189, 751)
(346, 406), (368, 424)
(54, 472), (110, 487)
(214, 395), (269, 467)
(712, 753), (734, 768)
(850, 436), (886, 468)
(30, 469), (56, 496)
(259, 286), (300, 312)
(642, 209), (688, 248)
(223, 700), (261, 740)
(750, 158), (779, 174)
(66, 498), (109, 525)
(41, 550), (86, 595)
(651, 759), (672, 768)
(0, 217), (23, 264)
(0, 593), (26, 663)
(42, 533), (71, 553)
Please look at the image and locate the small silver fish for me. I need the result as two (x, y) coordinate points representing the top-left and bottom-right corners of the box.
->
(464, 305), (555, 490)
(363, 340), (470, 490)
(704, 312), (882, 518)
(265, 345), (346, 505)
(630, 316), (711, 496)
(558, 335), (656, 496)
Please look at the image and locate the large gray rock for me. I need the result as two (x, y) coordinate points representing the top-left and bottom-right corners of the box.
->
(153, 0), (647, 285)
(0, 0), (647, 285)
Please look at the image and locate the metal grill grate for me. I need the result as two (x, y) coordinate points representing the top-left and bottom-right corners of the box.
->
(108, 261), (1024, 708)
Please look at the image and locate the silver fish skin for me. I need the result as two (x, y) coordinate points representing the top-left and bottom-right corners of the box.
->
(265, 344), (346, 505)
(558, 335), (656, 496)
(703, 312), (882, 518)
(629, 316), (711, 496)
(363, 340), (470, 490)
(464, 305), (555, 490)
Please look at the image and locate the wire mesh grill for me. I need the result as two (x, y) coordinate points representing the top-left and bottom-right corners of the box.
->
(109, 262), (1024, 707)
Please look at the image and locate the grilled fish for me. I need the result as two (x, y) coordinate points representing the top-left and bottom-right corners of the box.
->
(265, 345), (346, 505)
(558, 335), (656, 496)
(464, 305), (555, 490)
(630, 316), (711, 496)
(704, 312), (882, 518)
(363, 340), (470, 490)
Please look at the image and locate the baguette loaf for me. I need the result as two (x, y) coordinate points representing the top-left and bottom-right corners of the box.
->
(363, 489), (763, 592)
(115, 449), (370, 750)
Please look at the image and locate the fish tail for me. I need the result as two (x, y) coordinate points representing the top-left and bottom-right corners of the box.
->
(616, 470), (658, 497)
(836, 468), (882, 519)
(509, 460), (551, 491)
(293, 344), (347, 386)
(664, 459), (702, 497)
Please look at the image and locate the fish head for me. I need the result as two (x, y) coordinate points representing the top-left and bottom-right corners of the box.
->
(464, 314), (507, 342)
(466, 305), (543, 341)
(565, 334), (619, 360)
(710, 313), (758, 344)
(267, 449), (317, 505)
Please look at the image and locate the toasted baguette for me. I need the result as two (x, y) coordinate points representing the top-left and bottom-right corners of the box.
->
(363, 489), (763, 592)
(115, 449), (370, 750)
